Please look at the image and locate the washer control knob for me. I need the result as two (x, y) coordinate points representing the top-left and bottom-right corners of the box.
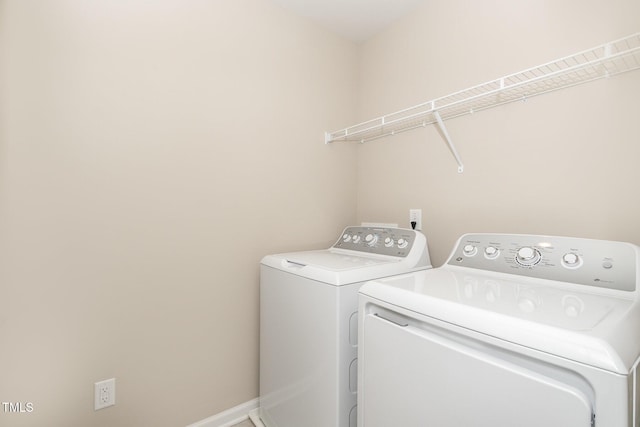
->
(352, 235), (361, 244)
(516, 247), (541, 266)
(365, 233), (378, 247)
(342, 233), (352, 243)
(484, 246), (499, 259)
(384, 237), (394, 248)
(397, 238), (409, 249)
(463, 244), (477, 257)
(562, 253), (581, 268)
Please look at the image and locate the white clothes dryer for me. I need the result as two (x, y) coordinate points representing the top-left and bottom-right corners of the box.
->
(358, 233), (640, 427)
(256, 226), (431, 427)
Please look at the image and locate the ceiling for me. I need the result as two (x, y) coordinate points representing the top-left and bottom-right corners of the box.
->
(272, 0), (425, 42)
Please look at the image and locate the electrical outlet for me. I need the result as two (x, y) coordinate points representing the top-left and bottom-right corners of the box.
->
(94, 378), (116, 410)
(409, 209), (422, 231)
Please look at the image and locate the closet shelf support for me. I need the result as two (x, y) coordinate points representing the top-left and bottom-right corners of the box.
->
(433, 111), (464, 173)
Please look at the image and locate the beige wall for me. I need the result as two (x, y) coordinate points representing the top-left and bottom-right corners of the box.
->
(2, 0), (639, 425)
(0, 1), (357, 426)
(356, 0), (640, 266)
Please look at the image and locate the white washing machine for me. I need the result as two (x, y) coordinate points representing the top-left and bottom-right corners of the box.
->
(256, 226), (431, 427)
(358, 233), (640, 427)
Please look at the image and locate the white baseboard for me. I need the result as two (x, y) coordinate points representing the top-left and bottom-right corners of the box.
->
(248, 408), (265, 427)
(186, 398), (259, 427)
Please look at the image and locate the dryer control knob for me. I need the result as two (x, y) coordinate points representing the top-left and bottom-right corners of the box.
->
(397, 238), (408, 249)
(484, 246), (499, 259)
(384, 237), (394, 247)
(562, 253), (582, 268)
(516, 247), (541, 266)
(463, 244), (477, 257)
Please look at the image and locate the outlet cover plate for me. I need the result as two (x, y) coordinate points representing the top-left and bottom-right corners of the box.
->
(94, 378), (116, 410)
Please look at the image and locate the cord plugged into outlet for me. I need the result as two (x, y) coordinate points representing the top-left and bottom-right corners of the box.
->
(409, 209), (422, 231)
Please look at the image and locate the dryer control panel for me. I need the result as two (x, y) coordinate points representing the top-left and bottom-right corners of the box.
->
(447, 233), (639, 292)
(333, 226), (419, 258)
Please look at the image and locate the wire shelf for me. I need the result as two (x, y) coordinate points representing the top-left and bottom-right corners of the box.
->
(326, 32), (640, 145)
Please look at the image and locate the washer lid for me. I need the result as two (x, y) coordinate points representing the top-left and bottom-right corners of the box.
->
(360, 268), (640, 374)
(261, 250), (426, 286)
(281, 250), (395, 271)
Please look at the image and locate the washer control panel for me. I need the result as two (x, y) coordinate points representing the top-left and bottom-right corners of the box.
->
(447, 233), (638, 292)
(333, 226), (418, 258)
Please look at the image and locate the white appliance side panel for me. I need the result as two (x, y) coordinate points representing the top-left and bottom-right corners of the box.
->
(259, 265), (339, 427)
(337, 281), (362, 427)
(359, 312), (594, 427)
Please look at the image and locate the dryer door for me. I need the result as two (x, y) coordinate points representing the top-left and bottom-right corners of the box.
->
(359, 311), (595, 427)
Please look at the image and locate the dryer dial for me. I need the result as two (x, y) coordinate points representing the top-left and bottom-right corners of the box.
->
(516, 247), (542, 266)
(562, 253), (582, 269)
(484, 246), (500, 259)
(463, 244), (477, 257)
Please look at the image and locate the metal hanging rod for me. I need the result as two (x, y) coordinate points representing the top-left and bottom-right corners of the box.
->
(325, 32), (640, 173)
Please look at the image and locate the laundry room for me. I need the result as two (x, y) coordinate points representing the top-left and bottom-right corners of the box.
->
(0, 0), (638, 426)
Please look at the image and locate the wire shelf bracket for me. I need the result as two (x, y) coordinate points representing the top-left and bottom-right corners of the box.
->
(325, 32), (640, 173)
